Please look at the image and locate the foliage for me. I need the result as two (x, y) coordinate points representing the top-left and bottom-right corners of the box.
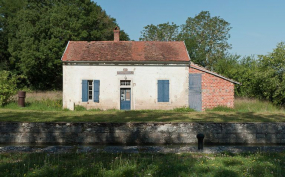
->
(3, 99), (62, 111)
(207, 106), (235, 112)
(139, 22), (179, 41)
(0, 152), (285, 176)
(74, 105), (87, 111)
(173, 107), (195, 112)
(214, 42), (285, 105)
(139, 11), (232, 70)
(0, 0), (129, 90)
(0, 0), (26, 70)
(0, 70), (20, 106)
(256, 42), (285, 105)
(180, 11), (232, 69)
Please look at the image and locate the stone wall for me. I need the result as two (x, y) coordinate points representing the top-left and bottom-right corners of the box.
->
(0, 122), (284, 144)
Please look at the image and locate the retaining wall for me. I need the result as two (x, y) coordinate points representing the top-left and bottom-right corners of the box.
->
(0, 122), (284, 144)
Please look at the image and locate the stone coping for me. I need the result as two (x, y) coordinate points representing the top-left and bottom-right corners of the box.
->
(1, 145), (285, 154)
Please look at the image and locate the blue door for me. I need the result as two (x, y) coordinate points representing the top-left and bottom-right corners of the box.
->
(120, 88), (131, 110)
(189, 74), (202, 111)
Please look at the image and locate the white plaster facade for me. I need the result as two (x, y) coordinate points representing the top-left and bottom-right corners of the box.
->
(63, 65), (189, 110)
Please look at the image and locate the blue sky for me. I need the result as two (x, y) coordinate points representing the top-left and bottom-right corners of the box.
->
(95, 0), (285, 57)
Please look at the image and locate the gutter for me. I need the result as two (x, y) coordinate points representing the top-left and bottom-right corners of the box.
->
(62, 60), (190, 65)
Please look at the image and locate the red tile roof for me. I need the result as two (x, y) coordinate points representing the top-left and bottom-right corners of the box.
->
(61, 41), (190, 62)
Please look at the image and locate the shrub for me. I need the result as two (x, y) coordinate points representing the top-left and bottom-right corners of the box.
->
(0, 71), (21, 106)
(207, 106), (235, 112)
(74, 105), (87, 111)
(173, 107), (195, 112)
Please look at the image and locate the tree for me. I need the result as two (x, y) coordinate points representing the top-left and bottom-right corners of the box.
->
(180, 11), (232, 69)
(214, 54), (258, 97)
(255, 42), (285, 105)
(0, 70), (21, 106)
(5, 0), (129, 90)
(139, 11), (232, 70)
(0, 0), (25, 70)
(139, 22), (179, 41)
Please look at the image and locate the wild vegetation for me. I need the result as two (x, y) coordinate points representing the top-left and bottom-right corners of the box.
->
(0, 0), (129, 90)
(140, 12), (285, 106)
(0, 1), (284, 107)
(0, 152), (284, 177)
(0, 92), (285, 122)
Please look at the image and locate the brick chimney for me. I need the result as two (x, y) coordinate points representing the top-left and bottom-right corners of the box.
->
(114, 26), (120, 42)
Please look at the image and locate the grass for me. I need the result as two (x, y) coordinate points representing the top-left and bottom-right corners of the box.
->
(1, 91), (285, 123)
(0, 151), (284, 176)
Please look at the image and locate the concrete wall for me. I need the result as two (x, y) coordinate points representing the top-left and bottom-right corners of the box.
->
(1, 122), (285, 145)
(189, 66), (234, 111)
(63, 65), (189, 110)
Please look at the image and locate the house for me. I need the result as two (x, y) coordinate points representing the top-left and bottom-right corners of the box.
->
(61, 27), (238, 111)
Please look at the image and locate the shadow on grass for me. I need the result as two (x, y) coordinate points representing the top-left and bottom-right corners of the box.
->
(0, 153), (244, 177)
(0, 109), (285, 123)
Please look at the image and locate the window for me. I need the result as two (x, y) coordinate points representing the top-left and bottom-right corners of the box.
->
(120, 80), (131, 86)
(88, 80), (93, 100)
(158, 80), (169, 102)
(82, 80), (100, 102)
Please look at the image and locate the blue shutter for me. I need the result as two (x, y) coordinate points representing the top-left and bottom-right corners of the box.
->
(158, 80), (164, 102)
(82, 80), (88, 102)
(164, 80), (169, 102)
(93, 80), (100, 102)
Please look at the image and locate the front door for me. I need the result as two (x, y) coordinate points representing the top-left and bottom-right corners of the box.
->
(189, 74), (202, 111)
(120, 88), (131, 110)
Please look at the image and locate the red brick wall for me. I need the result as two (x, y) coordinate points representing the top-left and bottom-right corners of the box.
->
(189, 67), (234, 111)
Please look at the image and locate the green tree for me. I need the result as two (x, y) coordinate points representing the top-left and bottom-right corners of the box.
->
(139, 22), (179, 41)
(0, 0), (25, 70)
(255, 42), (285, 105)
(4, 0), (129, 90)
(139, 11), (232, 70)
(0, 70), (21, 106)
(180, 11), (232, 69)
(214, 54), (258, 97)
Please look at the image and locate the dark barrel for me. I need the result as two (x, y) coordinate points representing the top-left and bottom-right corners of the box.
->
(196, 133), (205, 150)
(18, 91), (26, 107)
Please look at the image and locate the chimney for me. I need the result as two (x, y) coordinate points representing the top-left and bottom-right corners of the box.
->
(114, 26), (120, 42)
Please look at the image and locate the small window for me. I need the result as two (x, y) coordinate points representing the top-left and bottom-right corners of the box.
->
(82, 80), (100, 102)
(88, 80), (93, 100)
(120, 80), (131, 86)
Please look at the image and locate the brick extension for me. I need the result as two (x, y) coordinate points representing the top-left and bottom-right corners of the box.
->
(189, 64), (235, 111)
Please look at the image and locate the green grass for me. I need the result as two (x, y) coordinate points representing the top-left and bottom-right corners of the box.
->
(0, 152), (284, 177)
(1, 96), (285, 123)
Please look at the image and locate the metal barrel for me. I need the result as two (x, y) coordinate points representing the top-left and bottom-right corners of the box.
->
(18, 91), (26, 107)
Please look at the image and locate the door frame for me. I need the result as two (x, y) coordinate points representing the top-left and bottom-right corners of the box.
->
(120, 88), (131, 110)
(119, 79), (133, 110)
(189, 73), (202, 111)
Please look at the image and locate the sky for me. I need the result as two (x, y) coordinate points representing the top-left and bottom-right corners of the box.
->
(95, 0), (285, 57)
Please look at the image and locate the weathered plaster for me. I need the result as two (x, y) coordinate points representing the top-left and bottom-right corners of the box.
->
(63, 65), (189, 110)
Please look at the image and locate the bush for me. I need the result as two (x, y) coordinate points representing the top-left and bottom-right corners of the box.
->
(207, 106), (235, 112)
(0, 71), (21, 106)
(173, 107), (195, 112)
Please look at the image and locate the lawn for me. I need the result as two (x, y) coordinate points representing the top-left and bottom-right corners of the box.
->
(1, 108), (285, 123)
(1, 92), (285, 123)
(0, 151), (284, 177)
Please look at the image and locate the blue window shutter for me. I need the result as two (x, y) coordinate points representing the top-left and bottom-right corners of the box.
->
(93, 80), (100, 102)
(158, 80), (164, 102)
(164, 80), (169, 102)
(82, 80), (88, 102)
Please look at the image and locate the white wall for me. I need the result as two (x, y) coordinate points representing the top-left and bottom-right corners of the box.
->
(63, 65), (189, 110)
